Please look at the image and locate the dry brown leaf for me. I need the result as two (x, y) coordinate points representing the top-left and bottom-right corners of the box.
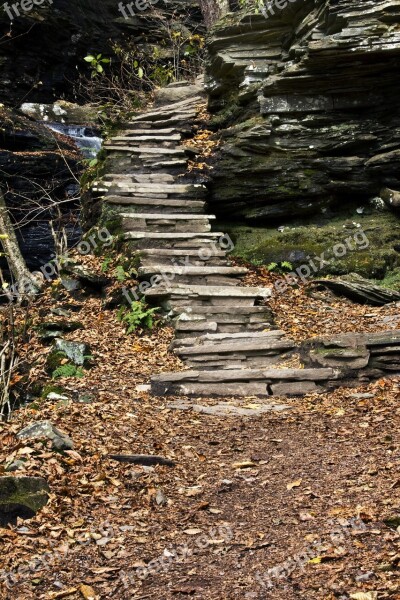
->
(80, 584), (97, 600)
(287, 478), (302, 490)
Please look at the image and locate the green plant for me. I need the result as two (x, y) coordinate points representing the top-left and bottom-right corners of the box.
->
(114, 265), (129, 282)
(84, 53), (111, 78)
(117, 301), (159, 333)
(52, 364), (84, 380)
(101, 257), (113, 273)
(267, 261), (293, 273)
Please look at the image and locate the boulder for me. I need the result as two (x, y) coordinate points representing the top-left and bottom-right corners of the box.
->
(0, 477), (50, 525)
(17, 421), (74, 451)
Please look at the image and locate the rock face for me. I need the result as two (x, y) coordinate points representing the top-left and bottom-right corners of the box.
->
(205, 1), (400, 222)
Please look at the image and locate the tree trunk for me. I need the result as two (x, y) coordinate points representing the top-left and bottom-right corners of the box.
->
(199, 0), (230, 27)
(0, 191), (41, 296)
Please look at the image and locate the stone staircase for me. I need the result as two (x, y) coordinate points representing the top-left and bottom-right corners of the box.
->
(95, 91), (397, 398)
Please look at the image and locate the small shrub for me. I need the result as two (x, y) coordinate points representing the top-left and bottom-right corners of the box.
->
(117, 301), (159, 334)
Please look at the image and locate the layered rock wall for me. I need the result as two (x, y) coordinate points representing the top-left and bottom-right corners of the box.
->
(205, 1), (400, 222)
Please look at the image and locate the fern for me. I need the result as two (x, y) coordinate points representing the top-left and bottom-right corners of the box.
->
(52, 364), (84, 380)
(117, 301), (159, 333)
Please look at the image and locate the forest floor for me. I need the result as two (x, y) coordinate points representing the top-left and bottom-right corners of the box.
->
(0, 263), (399, 600)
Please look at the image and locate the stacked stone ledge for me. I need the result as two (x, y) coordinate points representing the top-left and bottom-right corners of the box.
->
(93, 89), (400, 398)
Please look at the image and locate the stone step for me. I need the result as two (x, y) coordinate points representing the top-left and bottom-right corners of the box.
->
(120, 213), (215, 233)
(151, 367), (337, 397)
(124, 231), (226, 250)
(139, 265), (247, 279)
(129, 97), (203, 123)
(172, 333), (295, 370)
(174, 305), (275, 336)
(123, 120), (194, 133)
(138, 265), (247, 288)
(172, 330), (287, 348)
(104, 145), (187, 156)
(145, 284), (272, 310)
(109, 135), (181, 143)
(103, 173), (176, 183)
(96, 182), (206, 196)
(104, 196), (206, 214)
(137, 248), (229, 267)
(121, 128), (178, 136)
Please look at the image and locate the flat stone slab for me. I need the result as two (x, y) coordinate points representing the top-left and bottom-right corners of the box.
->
(109, 135), (181, 142)
(120, 212), (215, 220)
(104, 145), (186, 155)
(139, 266), (247, 278)
(173, 330), (286, 348)
(167, 400), (290, 416)
(145, 284), (272, 299)
(152, 367), (336, 383)
(175, 338), (295, 356)
(96, 182), (206, 193)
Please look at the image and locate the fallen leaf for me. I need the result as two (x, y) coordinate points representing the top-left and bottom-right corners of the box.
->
(349, 593), (378, 600)
(80, 585), (97, 600)
(287, 478), (302, 490)
(183, 528), (202, 535)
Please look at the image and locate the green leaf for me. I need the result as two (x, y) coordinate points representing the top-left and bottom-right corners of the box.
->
(138, 67), (144, 79)
(84, 55), (95, 62)
(0, 234), (8, 239)
(89, 158), (98, 168)
(96, 64), (104, 73)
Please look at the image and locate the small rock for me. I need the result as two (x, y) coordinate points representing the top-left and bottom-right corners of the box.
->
(46, 392), (69, 401)
(17, 420), (74, 451)
(0, 476), (50, 525)
(75, 393), (95, 404)
(155, 489), (168, 506)
(5, 459), (26, 472)
(60, 277), (81, 292)
(54, 338), (90, 366)
(136, 384), (151, 393)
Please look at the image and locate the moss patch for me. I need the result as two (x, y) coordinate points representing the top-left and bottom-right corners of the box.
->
(224, 211), (400, 281)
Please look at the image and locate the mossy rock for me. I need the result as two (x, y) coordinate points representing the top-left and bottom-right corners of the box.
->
(0, 476), (50, 526)
(46, 339), (90, 375)
(225, 210), (400, 281)
(40, 384), (68, 400)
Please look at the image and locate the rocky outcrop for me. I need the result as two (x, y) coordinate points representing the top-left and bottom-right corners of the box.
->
(205, 1), (400, 222)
